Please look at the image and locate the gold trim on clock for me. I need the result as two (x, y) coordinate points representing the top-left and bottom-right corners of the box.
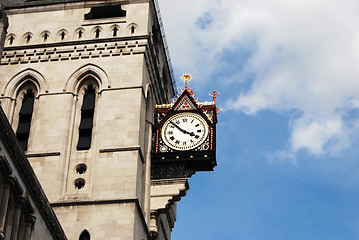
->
(161, 112), (209, 151)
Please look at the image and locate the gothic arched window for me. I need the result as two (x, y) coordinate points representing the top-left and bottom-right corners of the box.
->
(25, 34), (32, 43)
(94, 28), (100, 38)
(16, 89), (35, 151)
(60, 31), (66, 40)
(43, 32), (49, 42)
(78, 30), (84, 39)
(113, 26), (119, 37)
(130, 25), (135, 34)
(77, 85), (96, 150)
(8, 35), (15, 45)
(79, 230), (90, 240)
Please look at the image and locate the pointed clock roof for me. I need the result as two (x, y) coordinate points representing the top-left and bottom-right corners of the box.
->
(173, 89), (199, 111)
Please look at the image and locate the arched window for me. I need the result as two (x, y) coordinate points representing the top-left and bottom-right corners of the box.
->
(130, 25), (135, 34)
(113, 26), (119, 37)
(94, 28), (100, 38)
(16, 89), (35, 151)
(43, 32), (49, 42)
(57, 29), (68, 41)
(60, 31), (66, 40)
(77, 85), (96, 150)
(8, 35), (15, 45)
(127, 24), (138, 35)
(25, 34), (32, 43)
(78, 30), (84, 39)
(79, 230), (90, 240)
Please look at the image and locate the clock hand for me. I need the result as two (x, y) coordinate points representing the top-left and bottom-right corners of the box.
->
(170, 121), (186, 133)
(170, 121), (195, 136)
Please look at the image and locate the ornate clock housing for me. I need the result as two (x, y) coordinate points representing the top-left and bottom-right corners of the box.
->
(151, 88), (218, 179)
(161, 112), (209, 151)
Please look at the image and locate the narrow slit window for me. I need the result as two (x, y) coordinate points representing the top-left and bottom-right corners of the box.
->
(94, 29), (100, 38)
(43, 33), (49, 42)
(113, 26), (118, 37)
(77, 86), (95, 150)
(78, 30), (83, 39)
(60, 31), (66, 40)
(9, 36), (14, 45)
(43, 32), (49, 42)
(130, 26), (135, 34)
(16, 90), (35, 151)
(25, 34), (31, 43)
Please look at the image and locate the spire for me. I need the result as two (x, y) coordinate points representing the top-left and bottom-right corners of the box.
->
(209, 90), (219, 105)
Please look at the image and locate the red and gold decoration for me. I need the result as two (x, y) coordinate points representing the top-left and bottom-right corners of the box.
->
(151, 74), (219, 179)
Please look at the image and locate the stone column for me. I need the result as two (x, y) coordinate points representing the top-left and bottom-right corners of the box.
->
(10, 197), (24, 240)
(149, 211), (158, 240)
(23, 216), (35, 240)
(0, 183), (11, 239)
(4, 199), (14, 240)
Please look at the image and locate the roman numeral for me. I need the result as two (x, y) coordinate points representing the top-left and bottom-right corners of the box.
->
(183, 118), (188, 122)
(197, 130), (202, 133)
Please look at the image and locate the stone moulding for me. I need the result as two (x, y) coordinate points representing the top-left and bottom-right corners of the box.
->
(1, 36), (148, 65)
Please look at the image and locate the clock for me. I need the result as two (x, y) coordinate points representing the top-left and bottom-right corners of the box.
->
(161, 112), (209, 151)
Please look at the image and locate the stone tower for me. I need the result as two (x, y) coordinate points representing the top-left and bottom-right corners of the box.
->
(0, 0), (175, 239)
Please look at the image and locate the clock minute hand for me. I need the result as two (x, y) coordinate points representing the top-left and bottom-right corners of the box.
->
(170, 121), (195, 136)
(170, 121), (186, 133)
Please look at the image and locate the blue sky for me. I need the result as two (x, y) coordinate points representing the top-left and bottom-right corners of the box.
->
(158, 0), (359, 239)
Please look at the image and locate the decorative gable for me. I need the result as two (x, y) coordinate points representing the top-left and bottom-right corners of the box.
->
(173, 94), (197, 111)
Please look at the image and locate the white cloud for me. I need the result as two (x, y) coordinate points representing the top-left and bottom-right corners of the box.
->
(267, 150), (298, 166)
(158, 0), (359, 156)
(290, 116), (345, 155)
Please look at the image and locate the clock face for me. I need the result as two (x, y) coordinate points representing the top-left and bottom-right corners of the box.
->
(161, 112), (209, 151)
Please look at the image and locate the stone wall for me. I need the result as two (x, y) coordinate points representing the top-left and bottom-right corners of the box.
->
(0, 1), (175, 239)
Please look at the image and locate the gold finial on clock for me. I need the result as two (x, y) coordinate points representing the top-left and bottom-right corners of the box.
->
(209, 90), (219, 104)
(181, 73), (192, 90)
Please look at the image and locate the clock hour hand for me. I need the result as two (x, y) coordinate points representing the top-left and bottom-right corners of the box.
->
(170, 121), (195, 136)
